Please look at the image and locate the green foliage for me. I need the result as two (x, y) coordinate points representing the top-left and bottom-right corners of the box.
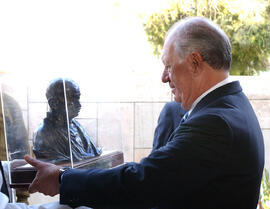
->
(142, 0), (270, 75)
(142, 4), (189, 56)
(258, 168), (270, 209)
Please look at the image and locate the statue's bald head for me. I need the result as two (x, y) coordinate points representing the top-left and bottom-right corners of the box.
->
(46, 78), (80, 102)
(166, 16), (231, 71)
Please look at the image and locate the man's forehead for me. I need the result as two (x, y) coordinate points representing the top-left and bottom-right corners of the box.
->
(161, 37), (175, 63)
(67, 91), (80, 98)
(161, 53), (170, 65)
(161, 53), (166, 63)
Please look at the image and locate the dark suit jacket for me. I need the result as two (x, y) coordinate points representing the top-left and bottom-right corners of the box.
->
(60, 81), (264, 209)
(152, 101), (186, 151)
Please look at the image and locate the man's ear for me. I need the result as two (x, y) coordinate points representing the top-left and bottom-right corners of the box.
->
(189, 52), (204, 75)
(48, 98), (58, 110)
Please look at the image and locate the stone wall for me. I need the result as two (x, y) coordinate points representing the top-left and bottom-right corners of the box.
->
(236, 76), (270, 171)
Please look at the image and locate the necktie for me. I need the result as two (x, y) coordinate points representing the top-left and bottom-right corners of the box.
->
(179, 112), (189, 126)
(167, 112), (189, 143)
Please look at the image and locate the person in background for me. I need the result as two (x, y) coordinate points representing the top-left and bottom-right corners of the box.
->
(152, 101), (186, 152)
(0, 93), (29, 161)
(24, 16), (264, 209)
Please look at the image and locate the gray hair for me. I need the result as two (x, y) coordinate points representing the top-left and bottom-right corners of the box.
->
(168, 16), (231, 71)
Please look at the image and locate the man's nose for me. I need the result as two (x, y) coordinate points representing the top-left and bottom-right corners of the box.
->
(162, 69), (170, 83)
(74, 101), (81, 108)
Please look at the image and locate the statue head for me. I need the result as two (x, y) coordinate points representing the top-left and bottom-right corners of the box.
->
(46, 78), (81, 120)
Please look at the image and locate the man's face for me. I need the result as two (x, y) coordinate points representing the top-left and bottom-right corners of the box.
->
(66, 94), (81, 119)
(161, 36), (194, 110)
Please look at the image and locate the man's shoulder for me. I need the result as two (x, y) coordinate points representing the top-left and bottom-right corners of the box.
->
(164, 101), (181, 109)
(162, 101), (186, 115)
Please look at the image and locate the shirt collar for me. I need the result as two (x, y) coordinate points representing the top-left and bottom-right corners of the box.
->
(188, 77), (232, 116)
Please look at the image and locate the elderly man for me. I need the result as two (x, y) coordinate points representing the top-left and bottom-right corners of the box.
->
(25, 17), (264, 209)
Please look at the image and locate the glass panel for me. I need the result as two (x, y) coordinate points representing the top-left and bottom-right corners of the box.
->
(0, 75), (29, 161)
(57, 77), (124, 168)
(62, 78), (102, 167)
(0, 73), (33, 187)
(0, 74), (73, 186)
(1, 74), (124, 186)
(32, 78), (73, 165)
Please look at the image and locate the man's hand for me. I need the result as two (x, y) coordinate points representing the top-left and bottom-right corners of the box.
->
(24, 155), (61, 196)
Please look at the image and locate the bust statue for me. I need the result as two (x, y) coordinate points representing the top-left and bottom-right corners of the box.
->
(33, 78), (101, 163)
